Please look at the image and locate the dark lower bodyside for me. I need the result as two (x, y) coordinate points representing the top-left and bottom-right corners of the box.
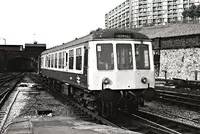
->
(40, 69), (88, 89)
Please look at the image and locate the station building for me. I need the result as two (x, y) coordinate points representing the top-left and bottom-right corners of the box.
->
(137, 23), (200, 80)
(105, 0), (200, 28)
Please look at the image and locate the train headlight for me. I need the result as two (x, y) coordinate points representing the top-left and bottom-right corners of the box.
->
(141, 77), (147, 84)
(102, 77), (111, 85)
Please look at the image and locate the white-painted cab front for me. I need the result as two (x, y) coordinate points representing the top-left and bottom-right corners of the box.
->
(87, 40), (155, 91)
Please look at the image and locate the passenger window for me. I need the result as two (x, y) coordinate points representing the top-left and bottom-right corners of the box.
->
(69, 50), (74, 69)
(61, 52), (64, 69)
(116, 44), (133, 70)
(45, 56), (48, 67)
(58, 52), (62, 68)
(41, 57), (44, 68)
(66, 52), (68, 67)
(51, 54), (54, 68)
(55, 53), (57, 68)
(48, 55), (50, 68)
(76, 48), (82, 70)
(96, 44), (114, 70)
(63, 51), (66, 69)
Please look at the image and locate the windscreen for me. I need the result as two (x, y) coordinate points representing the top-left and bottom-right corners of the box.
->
(116, 44), (133, 70)
(96, 43), (114, 70)
(135, 44), (150, 69)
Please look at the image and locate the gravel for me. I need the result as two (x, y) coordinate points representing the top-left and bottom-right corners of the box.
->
(140, 101), (200, 127)
(11, 77), (72, 118)
(3, 76), (72, 128)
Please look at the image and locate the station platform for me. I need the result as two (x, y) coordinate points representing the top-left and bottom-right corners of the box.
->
(2, 75), (140, 134)
(3, 116), (139, 134)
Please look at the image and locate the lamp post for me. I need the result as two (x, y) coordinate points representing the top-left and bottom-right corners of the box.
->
(0, 38), (6, 45)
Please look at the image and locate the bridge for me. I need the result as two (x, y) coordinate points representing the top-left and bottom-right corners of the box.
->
(0, 42), (46, 72)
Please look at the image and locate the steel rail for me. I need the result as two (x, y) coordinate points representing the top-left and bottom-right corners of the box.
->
(0, 74), (24, 133)
(156, 90), (200, 109)
(137, 109), (200, 134)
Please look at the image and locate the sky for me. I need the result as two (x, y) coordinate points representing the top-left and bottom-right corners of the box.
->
(0, 0), (125, 48)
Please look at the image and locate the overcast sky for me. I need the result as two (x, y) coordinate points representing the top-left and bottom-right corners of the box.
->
(0, 0), (125, 48)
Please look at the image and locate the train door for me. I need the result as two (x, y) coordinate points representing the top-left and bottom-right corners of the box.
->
(64, 51), (69, 71)
(83, 49), (88, 75)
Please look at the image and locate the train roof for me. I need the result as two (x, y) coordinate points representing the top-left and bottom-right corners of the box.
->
(42, 28), (150, 55)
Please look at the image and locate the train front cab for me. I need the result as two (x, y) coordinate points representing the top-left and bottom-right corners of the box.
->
(87, 40), (155, 116)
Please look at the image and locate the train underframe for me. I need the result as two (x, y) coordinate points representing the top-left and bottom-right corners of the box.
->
(42, 75), (155, 118)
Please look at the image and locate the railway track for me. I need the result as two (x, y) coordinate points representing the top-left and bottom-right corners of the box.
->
(136, 109), (200, 134)
(0, 73), (24, 132)
(110, 111), (183, 134)
(0, 73), (21, 85)
(29, 73), (200, 134)
(156, 89), (200, 109)
(28, 73), (119, 128)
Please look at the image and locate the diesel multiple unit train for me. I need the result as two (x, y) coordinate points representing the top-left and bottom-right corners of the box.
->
(40, 28), (155, 117)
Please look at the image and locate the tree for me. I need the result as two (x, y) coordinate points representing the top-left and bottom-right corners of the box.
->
(182, 9), (188, 19)
(182, 4), (200, 23)
(195, 4), (200, 18)
(182, 9), (189, 23)
(188, 4), (196, 22)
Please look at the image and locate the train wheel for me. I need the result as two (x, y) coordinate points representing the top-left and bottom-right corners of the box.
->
(139, 97), (144, 107)
(98, 89), (118, 118)
(94, 99), (102, 116)
(101, 101), (116, 118)
(127, 92), (138, 113)
(102, 101), (109, 117)
(48, 79), (52, 87)
(69, 86), (75, 98)
(143, 88), (156, 101)
(128, 101), (138, 113)
(80, 99), (86, 107)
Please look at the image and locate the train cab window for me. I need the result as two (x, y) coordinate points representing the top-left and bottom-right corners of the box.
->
(69, 50), (74, 69)
(96, 44), (114, 70)
(116, 44), (133, 70)
(55, 53), (57, 68)
(135, 44), (150, 69)
(76, 48), (82, 70)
